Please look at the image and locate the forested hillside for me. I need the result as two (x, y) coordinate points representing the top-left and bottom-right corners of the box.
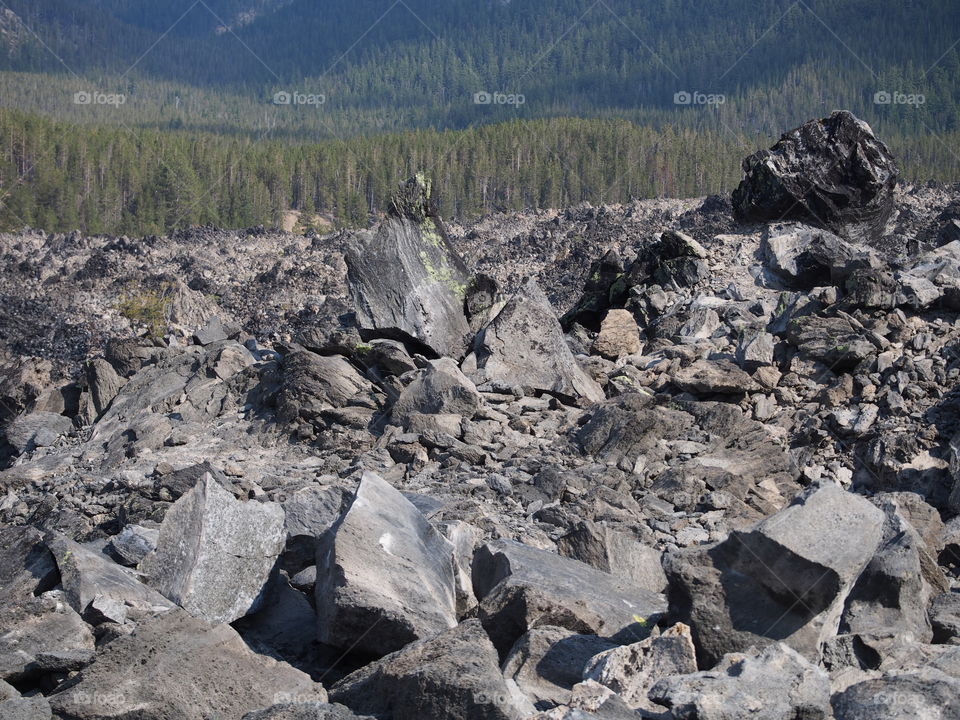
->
(0, 109), (957, 235)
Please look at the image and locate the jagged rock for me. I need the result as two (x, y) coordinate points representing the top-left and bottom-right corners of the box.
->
(391, 358), (482, 426)
(143, 473), (286, 624)
(736, 329), (775, 369)
(761, 223), (876, 289)
(363, 339), (418, 376)
(649, 643), (831, 720)
(0, 357), (52, 424)
(5, 411), (72, 453)
(582, 623), (697, 711)
(626, 231), (710, 289)
(329, 619), (533, 720)
(930, 593), (960, 644)
(733, 111), (899, 243)
(463, 278), (604, 404)
(281, 485), (348, 573)
(831, 669), (960, 719)
(243, 704), (375, 720)
(193, 315), (229, 345)
(277, 350), (378, 426)
(502, 626), (616, 708)
(530, 679), (639, 719)
(671, 359), (760, 394)
(785, 314), (877, 369)
(840, 498), (948, 642)
(316, 471), (457, 657)
(46, 533), (174, 623)
(562, 249), (627, 331)
(107, 524), (159, 567)
(0, 527), (95, 683)
(472, 539), (666, 655)
(0, 679), (52, 720)
(555, 520), (668, 593)
(593, 310), (642, 360)
(85, 357), (125, 418)
(48, 609), (325, 720)
(663, 484), (885, 666)
(346, 175), (472, 358)
(576, 394), (799, 519)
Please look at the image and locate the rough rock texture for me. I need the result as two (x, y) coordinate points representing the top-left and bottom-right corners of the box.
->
(390, 358), (483, 426)
(733, 111), (899, 243)
(593, 310), (642, 360)
(329, 619), (532, 720)
(649, 643), (831, 720)
(316, 471), (457, 657)
(463, 278), (604, 404)
(346, 176), (472, 358)
(143, 473), (286, 624)
(664, 484), (885, 666)
(48, 610), (325, 720)
(472, 539), (666, 655)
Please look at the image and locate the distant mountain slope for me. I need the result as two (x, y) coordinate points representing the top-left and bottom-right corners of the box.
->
(0, 0), (955, 139)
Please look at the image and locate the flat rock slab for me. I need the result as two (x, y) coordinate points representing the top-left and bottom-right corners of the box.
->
(664, 483), (884, 666)
(143, 473), (286, 624)
(46, 533), (174, 623)
(463, 278), (604, 404)
(330, 619), (532, 720)
(48, 610), (325, 720)
(316, 471), (457, 657)
(472, 539), (667, 655)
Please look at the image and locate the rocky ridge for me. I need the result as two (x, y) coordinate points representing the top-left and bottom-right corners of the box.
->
(0, 111), (959, 718)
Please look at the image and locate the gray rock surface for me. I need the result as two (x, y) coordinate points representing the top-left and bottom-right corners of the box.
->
(48, 609), (325, 720)
(329, 619), (532, 720)
(463, 278), (604, 404)
(316, 471), (457, 656)
(143, 473), (286, 624)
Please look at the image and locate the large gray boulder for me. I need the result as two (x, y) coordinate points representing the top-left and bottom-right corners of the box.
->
(472, 539), (666, 655)
(86, 357), (126, 418)
(277, 350), (378, 427)
(48, 609), (325, 720)
(143, 473), (286, 624)
(663, 484), (885, 666)
(761, 223), (876, 289)
(733, 111), (899, 243)
(316, 472), (457, 657)
(346, 175), (472, 358)
(329, 619), (532, 720)
(463, 278), (604, 404)
(649, 643), (831, 720)
(5, 411), (72, 454)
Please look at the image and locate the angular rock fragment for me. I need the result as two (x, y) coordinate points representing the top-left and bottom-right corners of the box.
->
(316, 471), (457, 657)
(390, 357), (482, 426)
(593, 310), (642, 360)
(785, 314), (877, 369)
(555, 520), (668, 593)
(48, 609), (325, 720)
(107, 524), (159, 567)
(463, 278), (604, 404)
(46, 533), (174, 623)
(733, 111), (899, 243)
(671, 359), (760, 394)
(664, 484), (884, 666)
(86, 357), (126, 418)
(649, 643), (831, 720)
(329, 619), (532, 720)
(502, 626), (616, 707)
(5, 411), (72, 454)
(143, 473), (286, 624)
(281, 485), (348, 573)
(277, 350), (378, 426)
(346, 175), (472, 358)
(831, 669), (960, 720)
(472, 539), (666, 655)
(583, 623), (697, 711)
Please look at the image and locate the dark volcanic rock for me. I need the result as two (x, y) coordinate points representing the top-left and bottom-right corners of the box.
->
(733, 111), (899, 243)
(346, 175), (472, 358)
